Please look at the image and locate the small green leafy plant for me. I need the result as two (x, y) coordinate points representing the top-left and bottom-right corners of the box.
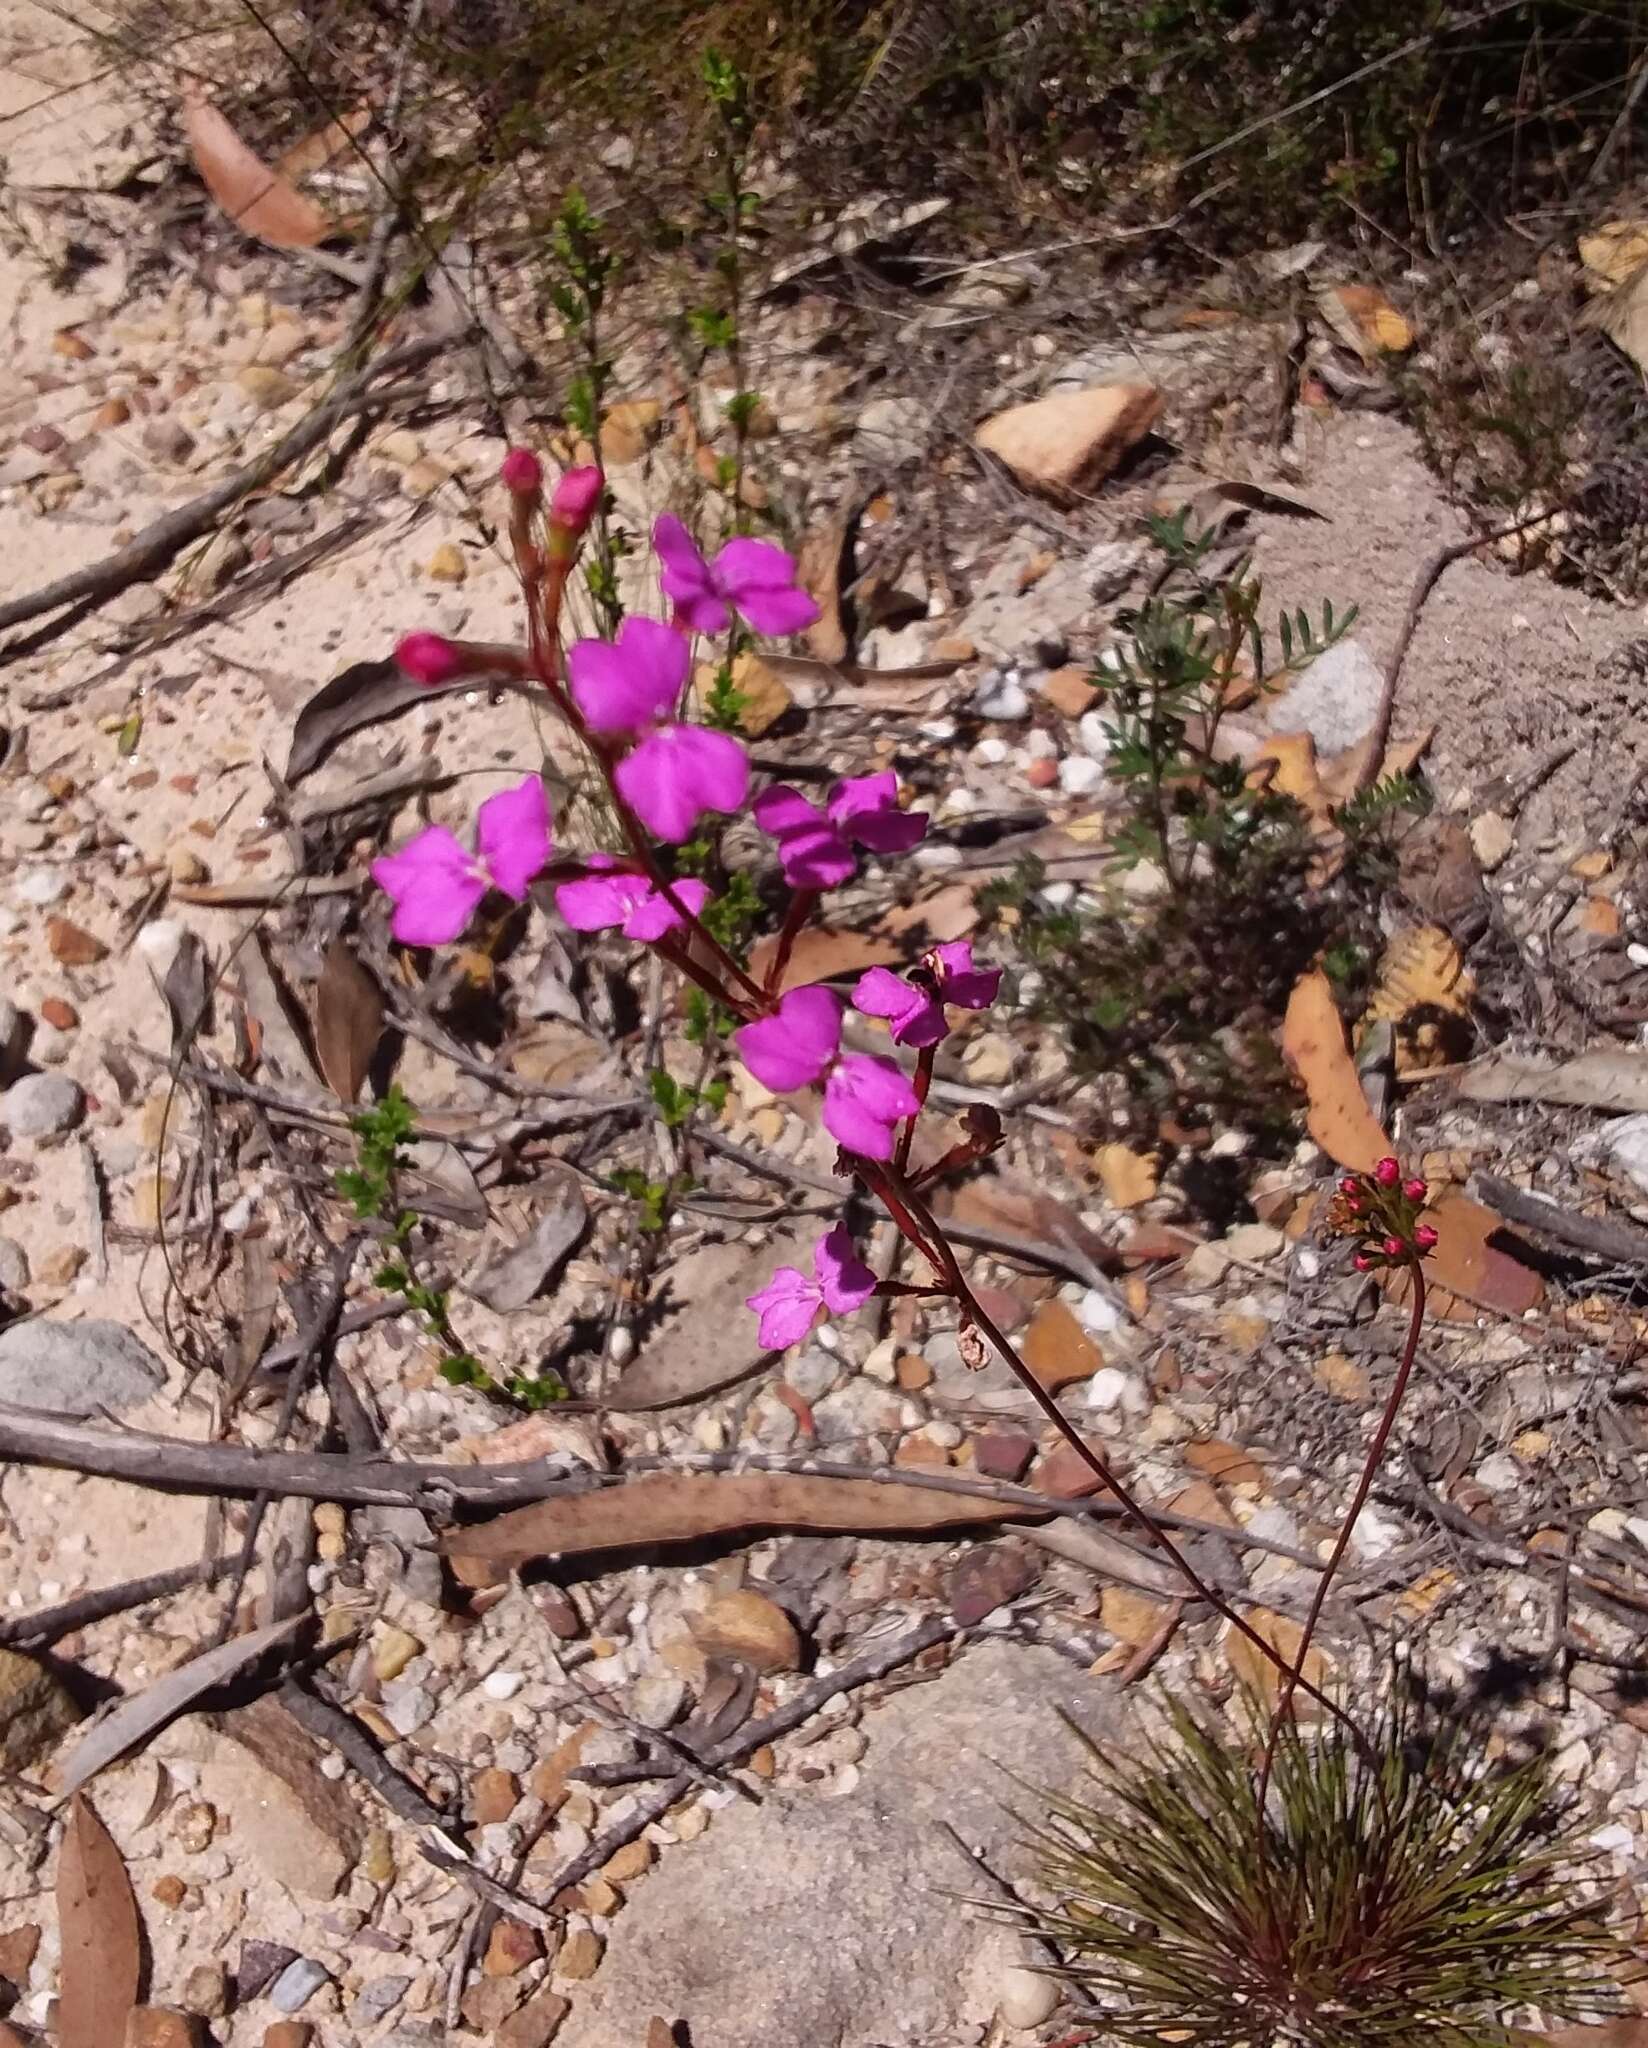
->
(339, 1087), (565, 1410)
(1015, 1686), (1623, 2048)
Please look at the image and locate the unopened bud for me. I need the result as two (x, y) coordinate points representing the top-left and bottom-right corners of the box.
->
(500, 445), (543, 495)
(1339, 1176), (1361, 1197)
(1414, 1224), (1439, 1251)
(1353, 1253), (1374, 1271)
(1374, 1157), (1400, 1188)
(1403, 1177), (1427, 1202)
(395, 631), (462, 687)
(1382, 1235), (1405, 1258)
(550, 464), (603, 534)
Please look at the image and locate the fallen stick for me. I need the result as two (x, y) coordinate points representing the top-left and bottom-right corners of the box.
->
(0, 1546), (255, 1649)
(0, 334), (446, 643)
(1473, 1172), (1648, 1268)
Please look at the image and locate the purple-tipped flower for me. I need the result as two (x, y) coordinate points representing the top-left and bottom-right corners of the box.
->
(745, 1223), (877, 1349)
(734, 985), (920, 1161)
(853, 941), (1002, 1050)
(653, 513), (820, 638)
(567, 616), (749, 844)
(828, 772), (927, 856)
(555, 856), (711, 942)
(500, 446), (543, 495)
(551, 464), (603, 534)
(372, 775), (552, 946)
(396, 631), (464, 688)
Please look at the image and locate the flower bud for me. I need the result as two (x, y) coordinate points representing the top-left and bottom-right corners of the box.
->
(1339, 1176), (1361, 1197)
(1374, 1156), (1400, 1188)
(1382, 1235), (1405, 1258)
(500, 445), (543, 495)
(395, 631), (462, 687)
(1414, 1223), (1439, 1251)
(550, 464), (603, 534)
(1403, 1177), (1427, 1203)
(1344, 1194), (1363, 1214)
(1353, 1253), (1374, 1271)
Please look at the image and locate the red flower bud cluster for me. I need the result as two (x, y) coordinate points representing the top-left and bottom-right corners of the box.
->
(1329, 1157), (1438, 1271)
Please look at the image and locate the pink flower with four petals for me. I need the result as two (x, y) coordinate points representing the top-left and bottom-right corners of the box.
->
(734, 986), (921, 1161)
(372, 775), (552, 947)
(568, 616), (749, 843)
(653, 514), (821, 638)
(555, 856), (711, 942)
(746, 1224), (878, 1349)
(853, 942), (1003, 1049)
(754, 772), (927, 889)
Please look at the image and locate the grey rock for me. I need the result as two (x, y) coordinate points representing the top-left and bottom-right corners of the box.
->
(1268, 637), (1383, 755)
(973, 669), (1031, 721)
(557, 1643), (1117, 2048)
(1084, 538), (1145, 600)
(270, 1957), (331, 2014)
(0, 1000), (27, 1085)
(0, 1239), (29, 1293)
(353, 1975), (413, 2022)
(785, 1345), (844, 1402)
(0, 1317), (167, 1416)
(853, 394), (928, 468)
(2, 1073), (84, 1139)
(15, 869), (69, 907)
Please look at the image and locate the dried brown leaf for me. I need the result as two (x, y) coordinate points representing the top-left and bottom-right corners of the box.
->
(276, 106), (371, 180)
(312, 938), (382, 1103)
(748, 924), (902, 994)
(57, 1793), (141, 2048)
(1280, 968), (1386, 1172)
(182, 95), (332, 250)
(446, 1471), (1022, 1584)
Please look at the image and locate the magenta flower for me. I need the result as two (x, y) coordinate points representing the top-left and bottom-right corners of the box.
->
(829, 772), (928, 856)
(555, 856), (711, 941)
(734, 985), (921, 1161)
(746, 1224), (877, 1349)
(853, 942), (1002, 1049)
(372, 775), (552, 946)
(568, 616), (749, 843)
(752, 786), (856, 889)
(754, 773), (927, 889)
(653, 514), (820, 638)
(500, 446), (543, 495)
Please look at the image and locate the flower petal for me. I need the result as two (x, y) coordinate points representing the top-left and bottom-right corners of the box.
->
(713, 536), (820, 637)
(814, 1224), (877, 1314)
(654, 513), (730, 635)
(943, 965), (1003, 1011)
(827, 771), (927, 854)
(823, 1052), (920, 1160)
(475, 774), (553, 900)
(852, 967), (920, 1026)
(624, 876), (710, 942)
(745, 1266), (823, 1350)
(372, 827), (486, 947)
(617, 724), (749, 843)
(555, 868), (645, 932)
(754, 785), (855, 888)
(568, 617), (688, 732)
(734, 984), (842, 1094)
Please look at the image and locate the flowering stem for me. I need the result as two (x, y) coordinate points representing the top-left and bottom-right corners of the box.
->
(895, 1045), (936, 1174)
(1254, 1260), (1428, 1818)
(765, 888), (817, 997)
(861, 1159), (1358, 1720)
(613, 808), (768, 1016)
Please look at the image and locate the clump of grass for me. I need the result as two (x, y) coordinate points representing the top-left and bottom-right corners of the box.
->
(1015, 1689), (1624, 2048)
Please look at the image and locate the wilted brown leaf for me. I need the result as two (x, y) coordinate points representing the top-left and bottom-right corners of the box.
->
(1363, 924), (1473, 1074)
(312, 938), (382, 1102)
(1224, 1608), (1331, 1706)
(749, 924), (902, 993)
(276, 106), (371, 180)
(446, 1470), (1024, 1584)
(1281, 968), (1386, 1172)
(182, 94), (332, 249)
(1316, 282), (1414, 360)
(1386, 1189), (1543, 1323)
(58, 1793), (141, 2048)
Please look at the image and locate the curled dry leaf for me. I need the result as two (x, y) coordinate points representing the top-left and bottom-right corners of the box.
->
(182, 95), (332, 250)
(1223, 1608), (1331, 1706)
(1458, 1048), (1648, 1114)
(749, 924), (902, 994)
(463, 1174), (588, 1313)
(312, 937), (383, 1103)
(1281, 968), (1386, 1173)
(1316, 282), (1414, 360)
(1094, 1141), (1159, 1209)
(1363, 923), (1473, 1073)
(57, 1793), (141, 2048)
(285, 651), (522, 784)
(445, 1470), (1024, 1585)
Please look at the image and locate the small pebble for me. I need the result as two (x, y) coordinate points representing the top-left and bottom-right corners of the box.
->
(2, 1073), (85, 1139)
(269, 1959), (331, 2015)
(483, 1669), (525, 1701)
